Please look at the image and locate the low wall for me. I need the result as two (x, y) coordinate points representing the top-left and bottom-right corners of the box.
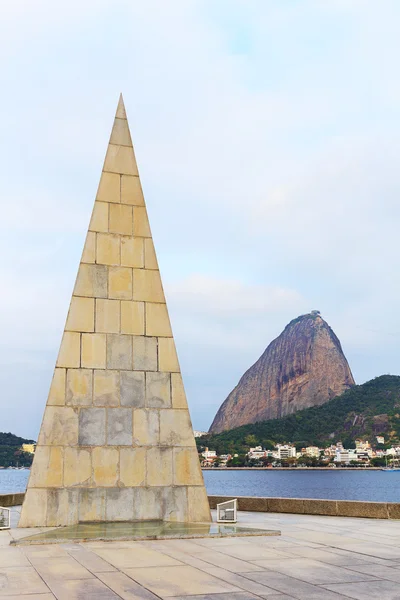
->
(208, 495), (400, 519)
(0, 493), (25, 507)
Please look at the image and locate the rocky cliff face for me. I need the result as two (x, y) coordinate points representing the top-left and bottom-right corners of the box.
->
(209, 313), (355, 433)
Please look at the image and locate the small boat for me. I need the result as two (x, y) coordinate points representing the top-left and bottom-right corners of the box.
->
(381, 457), (400, 471)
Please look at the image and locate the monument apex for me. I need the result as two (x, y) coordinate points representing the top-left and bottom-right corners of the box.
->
(19, 95), (211, 527)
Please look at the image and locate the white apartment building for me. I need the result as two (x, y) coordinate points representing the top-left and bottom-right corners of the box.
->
(247, 446), (267, 459)
(302, 446), (320, 458)
(201, 448), (217, 459)
(276, 445), (297, 460)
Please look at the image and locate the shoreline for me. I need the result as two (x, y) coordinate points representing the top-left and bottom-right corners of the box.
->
(202, 466), (383, 471)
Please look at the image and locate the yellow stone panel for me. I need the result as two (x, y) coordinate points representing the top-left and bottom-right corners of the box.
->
(133, 269), (165, 302)
(159, 410), (195, 447)
(82, 231), (96, 263)
(18, 489), (48, 527)
(109, 267), (132, 300)
(144, 238), (158, 269)
(93, 370), (119, 406)
(133, 409), (159, 446)
(81, 333), (106, 369)
(95, 299), (120, 333)
(96, 233), (120, 266)
(171, 373), (188, 409)
(147, 448), (173, 486)
(74, 264), (108, 298)
(121, 175), (144, 206)
(145, 303), (172, 337)
(187, 486), (212, 522)
(56, 332), (80, 368)
(64, 447), (91, 487)
(104, 144), (138, 176)
(158, 337), (180, 372)
(96, 172), (120, 203)
(120, 447), (146, 486)
(65, 297), (94, 333)
(121, 301), (144, 335)
(89, 201), (109, 233)
(133, 206), (151, 237)
(92, 447), (118, 487)
(47, 368), (66, 406)
(66, 369), (92, 406)
(121, 237), (144, 268)
(29, 446), (63, 487)
(109, 203), (133, 236)
(38, 406), (78, 446)
(174, 448), (203, 486)
(110, 118), (132, 146)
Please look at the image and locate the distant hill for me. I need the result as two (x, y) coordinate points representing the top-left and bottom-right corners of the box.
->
(200, 375), (400, 454)
(210, 312), (354, 433)
(0, 432), (36, 468)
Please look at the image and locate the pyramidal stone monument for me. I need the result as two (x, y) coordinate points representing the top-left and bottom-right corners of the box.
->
(19, 96), (211, 528)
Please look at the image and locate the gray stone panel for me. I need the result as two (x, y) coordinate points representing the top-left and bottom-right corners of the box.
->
(132, 336), (157, 371)
(106, 488), (134, 521)
(132, 487), (163, 520)
(146, 372), (171, 408)
(107, 334), (132, 370)
(79, 408), (106, 446)
(107, 408), (133, 445)
(120, 371), (145, 407)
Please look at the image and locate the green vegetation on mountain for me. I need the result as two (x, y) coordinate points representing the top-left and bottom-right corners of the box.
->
(198, 375), (400, 455)
(0, 432), (35, 468)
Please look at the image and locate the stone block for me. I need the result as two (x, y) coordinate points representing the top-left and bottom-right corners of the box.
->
(132, 487), (163, 521)
(92, 447), (118, 487)
(268, 498), (305, 514)
(66, 296), (95, 333)
(133, 206), (151, 237)
(145, 303), (172, 337)
(96, 172), (120, 203)
(46, 488), (79, 527)
(56, 332), (80, 368)
(89, 201), (109, 233)
(144, 238), (158, 269)
(159, 410), (195, 447)
(79, 488), (106, 522)
(78, 407), (106, 445)
(74, 264), (108, 298)
(95, 299), (120, 334)
(336, 500), (388, 519)
(119, 447), (146, 486)
(174, 448), (203, 486)
(110, 118), (132, 147)
(82, 231), (96, 263)
(163, 487), (188, 522)
(104, 144), (138, 176)
(187, 486), (211, 522)
(109, 267), (132, 300)
(120, 371), (145, 407)
(158, 337), (180, 372)
(38, 406), (78, 446)
(171, 373), (188, 409)
(29, 446), (63, 487)
(107, 334), (132, 369)
(121, 175), (144, 206)
(147, 447), (173, 486)
(96, 233), (120, 266)
(64, 447), (91, 487)
(146, 372), (171, 408)
(106, 488), (134, 521)
(107, 407), (133, 445)
(66, 369), (93, 406)
(93, 370), (120, 406)
(18, 489), (48, 527)
(388, 503), (400, 519)
(303, 499), (338, 516)
(81, 333), (106, 368)
(133, 269), (165, 302)
(47, 368), (66, 406)
(121, 237), (144, 268)
(133, 409), (159, 446)
(132, 336), (157, 371)
(121, 301), (144, 335)
(109, 204), (133, 236)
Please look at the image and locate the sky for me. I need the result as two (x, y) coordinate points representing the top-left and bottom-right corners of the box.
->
(1, 0), (400, 439)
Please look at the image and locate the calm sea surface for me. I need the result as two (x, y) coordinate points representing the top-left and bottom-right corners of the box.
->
(3, 468), (400, 503)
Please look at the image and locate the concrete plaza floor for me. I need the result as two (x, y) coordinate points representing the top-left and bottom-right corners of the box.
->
(2, 508), (400, 599)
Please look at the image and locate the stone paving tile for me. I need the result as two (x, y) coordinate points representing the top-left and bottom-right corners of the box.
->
(323, 579), (400, 599)
(97, 571), (161, 599)
(0, 547), (30, 567)
(188, 550), (264, 573)
(92, 546), (183, 569)
(123, 565), (242, 596)
(333, 542), (400, 560)
(166, 593), (264, 600)
(0, 596), (55, 600)
(0, 566), (51, 596)
(282, 546), (371, 566)
(345, 562), (400, 582)
(22, 544), (69, 558)
(44, 578), (121, 599)
(197, 542), (293, 561)
(204, 565), (286, 597)
(28, 556), (95, 580)
(65, 546), (118, 572)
